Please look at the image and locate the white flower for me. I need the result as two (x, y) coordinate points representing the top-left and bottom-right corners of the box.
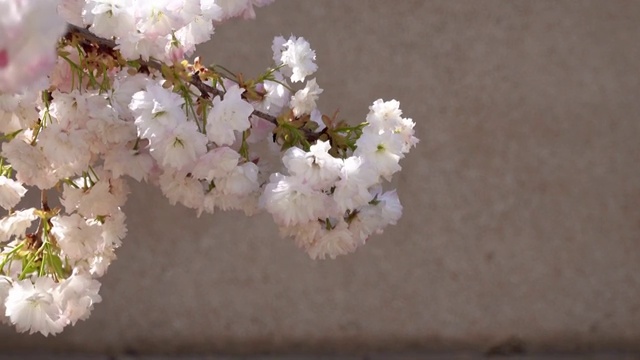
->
(175, 15), (215, 55)
(158, 170), (204, 209)
(0, 208), (37, 243)
(5, 277), (64, 336)
(57, 0), (85, 27)
(83, 0), (136, 39)
(0, 276), (11, 324)
(254, 71), (290, 116)
(200, 0), (224, 21)
(103, 145), (155, 182)
(215, 162), (259, 195)
(51, 214), (103, 262)
(349, 189), (403, 241)
(290, 78), (323, 117)
(0, 176), (27, 210)
(217, 0), (273, 20)
(260, 173), (332, 227)
(272, 36), (286, 65)
(376, 189), (403, 226)
(2, 138), (59, 189)
(116, 32), (168, 62)
(279, 221), (322, 250)
(47, 90), (90, 129)
(246, 115), (276, 144)
(88, 247), (117, 277)
(38, 123), (92, 177)
(0, 91), (39, 134)
(109, 71), (151, 120)
(283, 141), (342, 189)
(192, 147), (241, 181)
(365, 99), (418, 153)
(208, 189), (257, 214)
(0, 0), (67, 93)
(151, 120), (207, 171)
(366, 99), (404, 132)
(55, 273), (101, 326)
(85, 107), (137, 149)
(167, 0), (222, 55)
(347, 211), (377, 243)
(200, 190), (218, 215)
(100, 209), (127, 249)
(134, 1), (186, 38)
(396, 116), (419, 153)
(130, 83), (186, 140)
(61, 178), (129, 218)
(206, 85), (253, 146)
(333, 156), (377, 213)
(354, 127), (404, 181)
(306, 219), (359, 260)
(276, 36), (318, 83)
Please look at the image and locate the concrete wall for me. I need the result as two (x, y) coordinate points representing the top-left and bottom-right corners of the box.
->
(1, 0), (640, 355)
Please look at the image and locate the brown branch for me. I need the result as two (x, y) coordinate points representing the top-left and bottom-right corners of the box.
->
(41, 189), (49, 212)
(251, 109), (277, 124)
(65, 24), (277, 126)
(189, 73), (222, 100)
(66, 24), (116, 51)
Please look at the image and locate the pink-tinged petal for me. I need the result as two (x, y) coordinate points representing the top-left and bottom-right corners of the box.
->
(0, 0), (67, 93)
(0, 49), (8, 69)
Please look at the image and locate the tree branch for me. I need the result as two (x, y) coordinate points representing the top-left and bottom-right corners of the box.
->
(65, 24), (278, 125)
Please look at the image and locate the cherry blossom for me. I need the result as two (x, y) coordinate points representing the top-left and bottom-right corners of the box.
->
(0, 0), (417, 336)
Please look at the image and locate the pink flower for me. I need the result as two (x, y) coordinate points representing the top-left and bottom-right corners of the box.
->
(0, 49), (8, 68)
(0, 0), (67, 93)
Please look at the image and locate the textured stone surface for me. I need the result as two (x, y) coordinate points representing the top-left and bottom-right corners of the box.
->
(1, 0), (640, 355)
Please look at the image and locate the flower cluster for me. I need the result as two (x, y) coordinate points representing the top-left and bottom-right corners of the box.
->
(65, 0), (274, 63)
(261, 98), (417, 259)
(0, 0), (417, 336)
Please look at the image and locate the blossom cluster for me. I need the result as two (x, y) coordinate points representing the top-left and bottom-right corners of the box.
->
(262, 99), (416, 259)
(0, 0), (417, 336)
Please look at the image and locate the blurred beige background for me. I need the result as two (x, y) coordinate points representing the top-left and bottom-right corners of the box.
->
(1, 0), (640, 356)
